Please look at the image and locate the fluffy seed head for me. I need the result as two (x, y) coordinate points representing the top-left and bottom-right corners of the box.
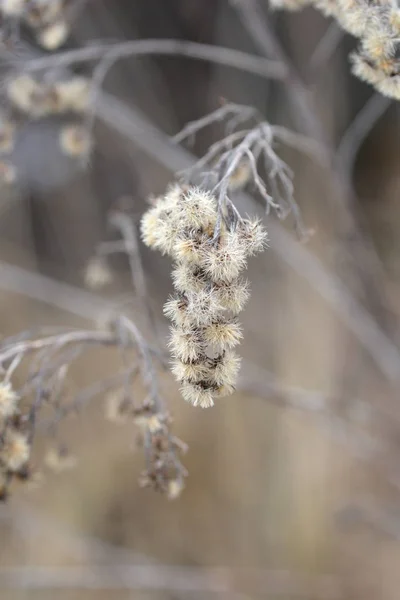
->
(209, 351), (241, 387)
(175, 187), (217, 229)
(171, 263), (208, 294)
(204, 319), (243, 350)
(25, 0), (63, 27)
(60, 125), (92, 157)
(164, 290), (222, 328)
(350, 52), (388, 85)
(0, 430), (30, 472)
(201, 232), (247, 283)
(84, 256), (112, 289)
(164, 183), (185, 206)
(376, 74), (400, 99)
(238, 218), (268, 256)
(215, 277), (250, 314)
(56, 77), (91, 113)
(0, 382), (19, 420)
(167, 478), (184, 499)
(173, 231), (210, 264)
(168, 326), (204, 362)
(7, 75), (40, 114)
(180, 381), (214, 408)
(37, 20), (69, 49)
(171, 358), (210, 383)
(362, 26), (396, 62)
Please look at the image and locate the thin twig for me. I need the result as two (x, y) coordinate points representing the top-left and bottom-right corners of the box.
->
(309, 23), (344, 74)
(336, 93), (391, 177)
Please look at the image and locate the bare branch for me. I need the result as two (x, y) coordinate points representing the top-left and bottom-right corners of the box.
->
(336, 93), (391, 177)
(22, 39), (287, 80)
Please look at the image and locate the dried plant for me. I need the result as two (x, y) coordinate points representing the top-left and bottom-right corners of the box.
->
(0, 0), (399, 514)
(141, 184), (267, 407)
(269, 0), (400, 100)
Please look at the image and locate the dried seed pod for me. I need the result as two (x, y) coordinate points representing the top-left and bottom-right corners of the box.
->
(0, 382), (19, 420)
(0, 429), (30, 472)
(141, 185), (266, 407)
(37, 20), (69, 50)
(59, 125), (92, 158)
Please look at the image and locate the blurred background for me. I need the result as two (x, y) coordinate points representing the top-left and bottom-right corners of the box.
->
(1, 0), (400, 598)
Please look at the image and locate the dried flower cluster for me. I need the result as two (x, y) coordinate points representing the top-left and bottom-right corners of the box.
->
(0, 72), (92, 183)
(1, 0), (70, 50)
(141, 185), (267, 408)
(269, 0), (400, 100)
(0, 4), (92, 185)
(0, 380), (30, 500)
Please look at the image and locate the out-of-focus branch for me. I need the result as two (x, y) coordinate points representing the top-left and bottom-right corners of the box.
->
(309, 24), (344, 73)
(336, 93), (392, 177)
(0, 564), (342, 597)
(22, 38), (287, 80)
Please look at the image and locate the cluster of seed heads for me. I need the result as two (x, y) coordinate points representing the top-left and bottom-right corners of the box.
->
(1, 0), (70, 50)
(0, 380), (30, 499)
(141, 185), (267, 408)
(0, 73), (92, 184)
(270, 0), (400, 100)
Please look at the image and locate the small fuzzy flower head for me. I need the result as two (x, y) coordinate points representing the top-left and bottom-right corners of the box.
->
(141, 200), (182, 256)
(201, 232), (247, 283)
(84, 256), (112, 289)
(0, 430), (30, 472)
(164, 290), (222, 328)
(24, 0), (63, 27)
(376, 74), (400, 99)
(56, 77), (91, 113)
(209, 351), (241, 387)
(175, 187), (217, 229)
(180, 381), (214, 408)
(37, 20), (69, 50)
(215, 277), (250, 314)
(168, 326), (204, 362)
(172, 263), (208, 294)
(7, 75), (40, 114)
(172, 231), (210, 264)
(59, 125), (92, 158)
(203, 319), (243, 350)
(237, 218), (268, 256)
(171, 357), (210, 383)
(0, 382), (19, 420)
(350, 52), (388, 85)
(167, 478), (184, 500)
(361, 24), (396, 62)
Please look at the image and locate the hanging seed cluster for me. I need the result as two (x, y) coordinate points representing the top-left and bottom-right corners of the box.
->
(141, 185), (267, 408)
(269, 0), (400, 101)
(0, 380), (30, 499)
